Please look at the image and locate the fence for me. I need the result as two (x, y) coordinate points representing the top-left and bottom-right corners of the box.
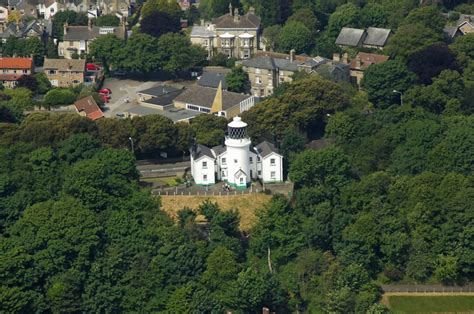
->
(381, 284), (474, 293)
(152, 187), (268, 196)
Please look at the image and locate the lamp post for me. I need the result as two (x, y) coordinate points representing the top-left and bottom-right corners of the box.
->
(393, 90), (403, 106)
(128, 137), (134, 152)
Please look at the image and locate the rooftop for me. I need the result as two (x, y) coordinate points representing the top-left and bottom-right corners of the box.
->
(198, 71), (228, 89)
(138, 85), (181, 97)
(142, 89), (184, 107)
(174, 86), (252, 111)
(63, 25), (126, 41)
(212, 11), (261, 29)
(335, 28), (366, 46)
(255, 140), (279, 158)
(351, 52), (389, 70)
(125, 105), (198, 122)
(190, 25), (216, 37)
(0, 57), (33, 69)
(43, 58), (86, 71)
(364, 27), (392, 47)
(74, 96), (104, 121)
(191, 143), (214, 160)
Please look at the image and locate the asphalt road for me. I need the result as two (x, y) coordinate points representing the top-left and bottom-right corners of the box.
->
(137, 161), (189, 176)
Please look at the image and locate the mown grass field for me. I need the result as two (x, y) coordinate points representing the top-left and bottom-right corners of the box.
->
(159, 193), (272, 231)
(387, 295), (474, 313)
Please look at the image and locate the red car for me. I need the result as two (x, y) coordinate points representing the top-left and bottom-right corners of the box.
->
(99, 88), (111, 95)
(101, 95), (110, 103)
(86, 63), (100, 71)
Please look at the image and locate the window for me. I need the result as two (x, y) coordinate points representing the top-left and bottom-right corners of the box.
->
(240, 177), (244, 184)
(187, 105), (199, 111)
(270, 158), (275, 165)
(249, 157), (253, 163)
(234, 159), (238, 164)
(257, 170), (261, 176)
(250, 170), (253, 177)
(256, 76), (261, 84)
(73, 80), (80, 84)
(255, 68), (261, 74)
(221, 170), (225, 177)
(203, 174), (208, 181)
(202, 161), (207, 169)
(22, 69), (28, 74)
(50, 7), (54, 12)
(199, 107), (210, 113)
(221, 157), (226, 165)
(257, 156), (261, 162)
(48, 70), (56, 75)
(203, 39), (208, 46)
(69, 41), (74, 46)
(271, 171), (276, 179)
(2, 69), (7, 73)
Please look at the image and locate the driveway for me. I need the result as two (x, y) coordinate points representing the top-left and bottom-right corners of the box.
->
(100, 78), (161, 117)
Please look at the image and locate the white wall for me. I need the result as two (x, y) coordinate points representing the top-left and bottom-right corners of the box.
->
(260, 153), (283, 183)
(192, 155), (216, 185)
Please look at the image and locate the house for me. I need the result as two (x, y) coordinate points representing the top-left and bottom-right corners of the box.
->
(74, 95), (104, 121)
(0, 3), (8, 25)
(444, 15), (474, 39)
(190, 116), (283, 187)
(37, 0), (59, 19)
(240, 50), (349, 97)
(335, 27), (392, 49)
(58, 19), (126, 58)
(97, 0), (131, 17)
(7, 0), (37, 18)
(173, 84), (257, 118)
(0, 19), (50, 42)
(190, 5), (261, 59)
(334, 52), (389, 87)
(136, 85), (184, 110)
(0, 57), (33, 88)
(43, 58), (86, 87)
(197, 68), (229, 89)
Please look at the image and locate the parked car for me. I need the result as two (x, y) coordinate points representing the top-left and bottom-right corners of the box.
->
(101, 95), (110, 103)
(86, 63), (100, 71)
(99, 88), (111, 95)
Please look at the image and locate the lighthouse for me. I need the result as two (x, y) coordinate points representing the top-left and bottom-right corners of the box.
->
(225, 116), (252, 188)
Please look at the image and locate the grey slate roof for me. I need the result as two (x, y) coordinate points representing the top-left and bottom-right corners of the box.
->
(191, 144), (214, 160)
(198, 72), (228, 89)
(241, 55), (301, 72)
(190, 25), (216, 37)
(63, 25), (126, 41)
(212, 144), (227, 156)
(125, 105), (197, 122)
(142, 89), (184, 106)
(0, 19), (45, 39)
(212, 12), (261, 29)
(255, 140), (279, 158)
(335, 27), (366, 46)
(138, 85), (180, 97)
(174, 86), (251, 111)
(364, 27), (391, 47)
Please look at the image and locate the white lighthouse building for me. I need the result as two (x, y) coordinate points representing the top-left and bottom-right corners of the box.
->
(190, 117), (283, 188)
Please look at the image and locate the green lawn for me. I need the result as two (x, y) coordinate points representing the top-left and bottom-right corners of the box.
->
(389, 295), (474, 313)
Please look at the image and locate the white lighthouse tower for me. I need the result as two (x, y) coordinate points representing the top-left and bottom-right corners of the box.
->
(225, 116), (251, 188)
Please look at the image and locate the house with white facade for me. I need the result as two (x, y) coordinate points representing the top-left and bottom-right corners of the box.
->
(190, 117), (283, 188)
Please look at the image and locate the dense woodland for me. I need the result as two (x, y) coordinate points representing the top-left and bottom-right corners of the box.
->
(1, 0), (474, 312)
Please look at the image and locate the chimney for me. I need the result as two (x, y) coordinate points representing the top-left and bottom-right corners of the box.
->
(64, 22), (68, 35)
(234, 8), (240, 22)
(332, 52), (340, 62)
(355, 56), (361, 68)
(228, 2), (232, 15)
(289, 49), (295, 62)
(88, 17), (92, 30)
(262, 308), (270, 314)
(249, 6), (255, 14)
(342, 52), (348, 64)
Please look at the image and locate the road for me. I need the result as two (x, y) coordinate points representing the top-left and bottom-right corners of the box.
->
(137, 161), (189, 177)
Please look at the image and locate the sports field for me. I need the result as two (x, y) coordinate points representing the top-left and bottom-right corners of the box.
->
(387, 294), (474, 313)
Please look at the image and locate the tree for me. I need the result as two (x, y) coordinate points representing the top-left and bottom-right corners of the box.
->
(52, 11), (88, 39)
(46, 39), (59, 58)
(362, 60), (417, 108)
(95, 14), (120, 26)
(287, 7), (319, 33)
(327, 3), (360, 38)
(44, 89), (77, 108)
(226, 65), (250, 93)
(190, 114), (227, 147)
(402, 5), (444, 33)
(262, 25), (282, 51)
(407, 44), (458, 84)
(278, 21), (313, 53)
(141, 0), (181, 19)
(289, 147), (352, 189)
(360, 3), (388, 28)
(16, 75), (37, 91)
(450, 33), (474, 65)
(140, 10), (181, 38)
(434, 254), (460, 285)
(385, 23), (443, 59)
(88, 34), (125, 71)
(116, 33), (162, 73)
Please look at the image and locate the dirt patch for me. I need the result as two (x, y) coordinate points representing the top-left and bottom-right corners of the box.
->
(159, 193), (272, 231)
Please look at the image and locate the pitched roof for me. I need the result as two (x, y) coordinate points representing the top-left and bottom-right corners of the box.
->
(0, 74), (24, 81)
(351, 52), (389, 70)
(255, 140), (279, 158)
(0, 57), (33, 69)
(43, 58), (85, 71)
(191, 144), (214, 160)
(138, 85), (180, 97)
(63, 25), (126, 41)
(74, 96), (104, 121)
(335, 27), (366, 46)
(364, 27), (391, 47)
(212, 144), (227, 156)
(198, 71), (228, 89)
(212, 12), (261, 29)
(241, 56), (277, 70)
(190, 25), (216, 37)
(174, 86), (251, 111)
(142, 89), (184, 106)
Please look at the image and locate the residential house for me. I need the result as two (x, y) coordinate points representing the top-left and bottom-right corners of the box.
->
(190, 5), (261, 59)
(37, 0), (59, 19)
(334, 52), (389, 87)
(190, 116), (283, 187)
(444, 14), (474, 39)
(335, 27), (392, 50)
(0, 57), (33, 88)
(58, 19), (126, 58)
(43, 58), (86, 87)
(0, 2), (8, 26)
(7, 0), (37, 18)
(240, 50), (349, 97)
(97, 0), (131, 17)
(74, 95), (104, 121)
(0, 19), (50, 42)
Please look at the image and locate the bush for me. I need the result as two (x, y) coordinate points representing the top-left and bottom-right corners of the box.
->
(44, 89), (77, 108)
